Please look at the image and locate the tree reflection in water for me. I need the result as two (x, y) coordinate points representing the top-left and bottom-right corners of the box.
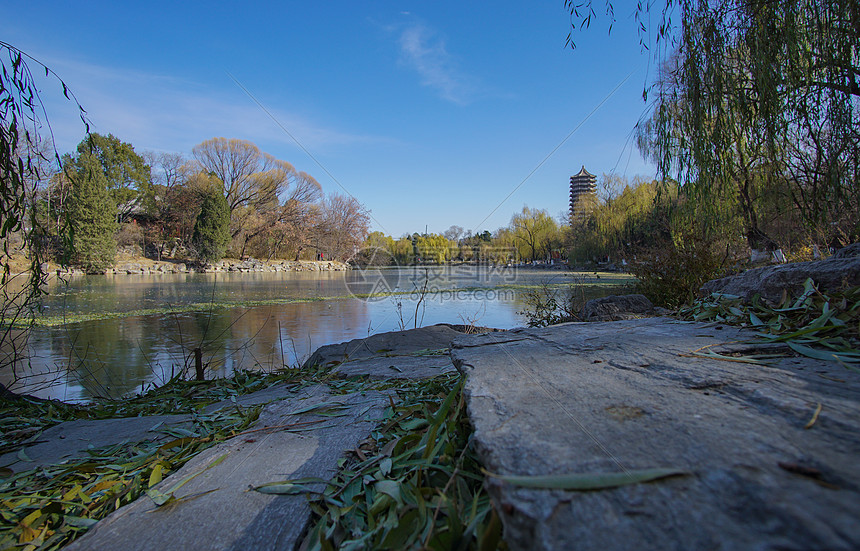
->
(7, 268), (617, 401)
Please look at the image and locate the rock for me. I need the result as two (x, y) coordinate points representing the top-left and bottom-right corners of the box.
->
(451, 318), (860, 551)
(303, 324), (464, 369)
(0, 415), (192, 473)
(64, 385), (389, 551)
(580, 294), (654, 321)
(832, 242), (860, 259)
(332, 353), (456, 379)
(118, 263), (141, 274)
(701, 248), (860, 303)
(0, 383), (296, 473)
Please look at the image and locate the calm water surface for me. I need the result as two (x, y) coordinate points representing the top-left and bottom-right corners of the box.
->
(6, 266), (630, 401)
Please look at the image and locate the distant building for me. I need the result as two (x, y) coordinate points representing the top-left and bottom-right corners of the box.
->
(569, 166), (597, 224)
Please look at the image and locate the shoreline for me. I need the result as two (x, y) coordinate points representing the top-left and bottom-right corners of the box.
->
(40, 257), (350, 277)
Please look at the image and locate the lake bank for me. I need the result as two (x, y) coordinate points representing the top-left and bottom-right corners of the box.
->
(52, 257), (349, 277)
(4, 267), (634, 402)
(2, 254), (350, 278)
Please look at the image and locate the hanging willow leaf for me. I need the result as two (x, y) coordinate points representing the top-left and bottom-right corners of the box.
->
(488, 467), (689, 490)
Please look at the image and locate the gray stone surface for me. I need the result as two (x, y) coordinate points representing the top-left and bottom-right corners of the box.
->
(0, 383), (296, 473)
(332, 353), (456, 379)
(303, 324), (463, 368)
(0, 415), (192, 473)
(65, 385), (389, 551)
(701, 250), (860, 303)
(580, 293), (654, 321)
(203, 381), (296, 412)
(832, 242), (860, 259)
(451, 318), (860, 551)
(303, 325), (462, 379)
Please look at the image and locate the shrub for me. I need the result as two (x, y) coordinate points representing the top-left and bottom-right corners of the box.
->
(630, 241), (731, 308)
(518, 281), (590, 327)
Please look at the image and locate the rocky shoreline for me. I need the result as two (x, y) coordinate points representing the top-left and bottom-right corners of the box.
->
(49, 258), (350, 276)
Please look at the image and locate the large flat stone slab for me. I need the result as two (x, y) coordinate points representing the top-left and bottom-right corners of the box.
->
(332, 353), (456, 379)
(451, 318), (860, 551)
(65, 385), (388, 551)
(303, 324), (463, 368)
(0, 382), (297, 474)
(303, 324), (462, 379)
(0, 415), (192, 473)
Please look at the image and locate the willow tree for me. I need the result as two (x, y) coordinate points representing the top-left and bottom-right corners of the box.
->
(313, 194), (370, 262)
(191, 138), (322, 256)
(568, 0), (860, 251)
(1, 42), (87, 392)
(1, 43), (86, 286)
(510, 206), (560, 262)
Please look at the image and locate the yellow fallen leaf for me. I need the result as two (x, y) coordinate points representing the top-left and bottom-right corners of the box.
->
(149, 463), (164, 488)
(63, 484), (84, 502)
(88, 479), (122, 494)
(20, 509), (41, 527)
(804, 403), (823, 429)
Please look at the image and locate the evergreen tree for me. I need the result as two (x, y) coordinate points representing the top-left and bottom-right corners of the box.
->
(78, 133), (153, 223)
(192, 190), (230, 263)
(68, 152), (118, 273)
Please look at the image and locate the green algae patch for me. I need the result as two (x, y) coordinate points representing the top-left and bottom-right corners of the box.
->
(14, 297), (335, 328)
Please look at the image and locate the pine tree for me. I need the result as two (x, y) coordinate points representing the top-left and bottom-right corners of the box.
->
(68, 152), (118, 273)
(192, 190), (230, 264)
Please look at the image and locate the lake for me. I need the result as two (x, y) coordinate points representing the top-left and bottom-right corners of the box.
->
(3, 266), (632, 402)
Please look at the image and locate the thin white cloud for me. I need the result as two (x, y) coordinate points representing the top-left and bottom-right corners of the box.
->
(398, 24), (477, 105)
(31, 55), (386, 158)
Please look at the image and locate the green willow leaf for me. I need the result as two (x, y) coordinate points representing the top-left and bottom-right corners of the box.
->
(147, 453), (227, 507)
(252, 482), (305, 495)
(373, 480), (402, 505)
(787, 341), (860, 364)
(64, 515), (99, 528)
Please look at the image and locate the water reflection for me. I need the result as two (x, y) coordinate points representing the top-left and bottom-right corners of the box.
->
(5, 268), (628, 402)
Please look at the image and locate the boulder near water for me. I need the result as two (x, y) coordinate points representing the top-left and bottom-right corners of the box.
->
(701, 243), (860, 304)
(452, 318), (860, 551)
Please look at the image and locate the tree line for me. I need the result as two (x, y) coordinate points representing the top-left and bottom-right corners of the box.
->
(25, 134), (370, 272)
(359, 205), (568, 266)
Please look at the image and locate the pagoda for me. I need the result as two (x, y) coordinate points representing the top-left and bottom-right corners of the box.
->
(569, 166), (597, 223)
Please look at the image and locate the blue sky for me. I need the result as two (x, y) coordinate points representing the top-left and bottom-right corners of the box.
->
(4, 1), (656, 237)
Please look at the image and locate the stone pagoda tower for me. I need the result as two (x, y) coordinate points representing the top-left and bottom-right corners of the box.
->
(569, 166), (597, 223)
